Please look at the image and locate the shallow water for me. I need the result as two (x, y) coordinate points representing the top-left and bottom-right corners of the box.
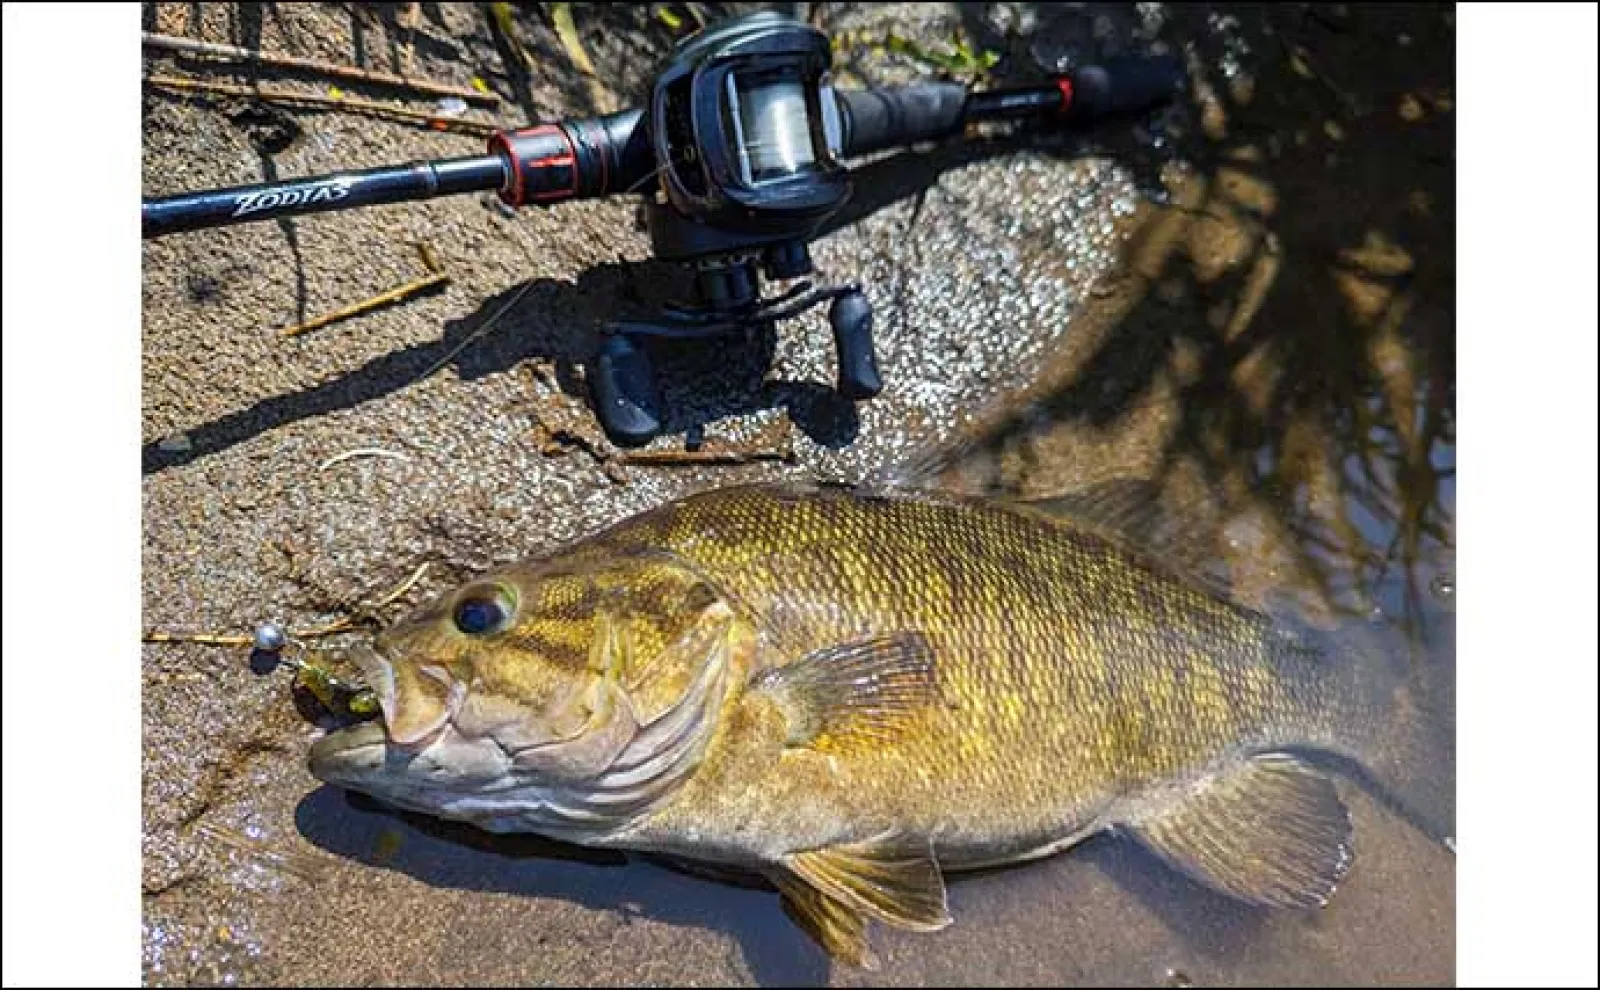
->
(142, 2), (1453, 986)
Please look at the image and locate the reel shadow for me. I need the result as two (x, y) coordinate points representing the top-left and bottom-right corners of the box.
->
(140, 255), (864, 476)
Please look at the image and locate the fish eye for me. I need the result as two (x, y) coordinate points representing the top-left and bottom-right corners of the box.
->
(452, 585), (516, 636)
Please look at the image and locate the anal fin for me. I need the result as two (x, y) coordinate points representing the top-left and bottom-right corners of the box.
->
(1125, 753), (1355, 909)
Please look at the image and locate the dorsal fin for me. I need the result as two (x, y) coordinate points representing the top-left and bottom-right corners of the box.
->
(1006, 478), (1241, 606)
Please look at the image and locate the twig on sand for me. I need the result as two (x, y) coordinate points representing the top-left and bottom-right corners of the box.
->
(616, 421), (798, 468)
(142, 630), (253, 647)
(279, 242), (450, 339)
(617, 445), (797, 467)
(279, 273), (449, 338)
(141, 31), (498, 106)
(366, 562), (433, 610)
(141, 619), (357, 648)
(141, 563), (433, 648)
(144, 74), (499, 136)
(318, 448), (413, 471)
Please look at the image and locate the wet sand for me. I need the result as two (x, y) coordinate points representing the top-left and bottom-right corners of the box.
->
(141, 3), (1454, 985)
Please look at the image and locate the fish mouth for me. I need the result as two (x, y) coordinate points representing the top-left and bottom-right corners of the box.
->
(343, 642), (461, 748)
(346, 643), (397, 720)
(307, 719), (388, 785)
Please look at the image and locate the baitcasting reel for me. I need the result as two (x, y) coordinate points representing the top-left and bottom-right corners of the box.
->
(143, 11), (1184, 446)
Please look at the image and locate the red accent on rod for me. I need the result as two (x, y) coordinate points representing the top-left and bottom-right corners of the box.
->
(489, 124), (579, 207)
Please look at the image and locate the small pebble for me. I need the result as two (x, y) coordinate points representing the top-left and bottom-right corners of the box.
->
(253, 622), (287, 653)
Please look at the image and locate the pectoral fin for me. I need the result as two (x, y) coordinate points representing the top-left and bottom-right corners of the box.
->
(1125, 753), (1355, 908)
(750, 633), (940, 750)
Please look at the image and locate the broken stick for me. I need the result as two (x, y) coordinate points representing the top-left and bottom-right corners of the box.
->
(145, 74), (499, 137)
(279, 272), (450, 338)
(279, 243), (450, 338)
(142, 32), (498, 107)
(616, 446), (797, 467)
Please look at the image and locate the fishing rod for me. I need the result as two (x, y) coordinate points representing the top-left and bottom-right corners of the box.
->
(143, 12), (1184, 446)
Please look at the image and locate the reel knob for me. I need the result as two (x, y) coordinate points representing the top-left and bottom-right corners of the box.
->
(591, 331), (665, 447)
(828, 290), (883, 400)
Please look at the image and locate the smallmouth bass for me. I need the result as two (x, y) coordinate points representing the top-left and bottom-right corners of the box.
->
(308, 480), (1425, 966)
